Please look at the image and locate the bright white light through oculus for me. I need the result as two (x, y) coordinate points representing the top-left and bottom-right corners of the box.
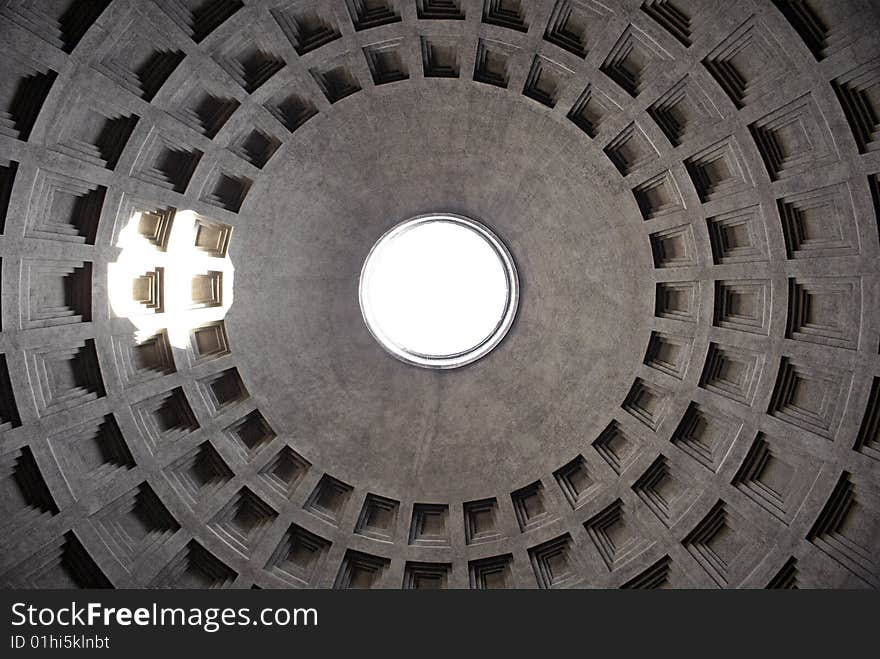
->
(359, 214), (518, 369)
(108, 210), (234, 349)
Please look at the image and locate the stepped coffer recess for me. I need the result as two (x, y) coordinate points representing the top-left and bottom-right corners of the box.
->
(359, 214), (519, 369)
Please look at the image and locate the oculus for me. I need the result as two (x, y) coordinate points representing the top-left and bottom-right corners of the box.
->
(359, 214), (519, 369)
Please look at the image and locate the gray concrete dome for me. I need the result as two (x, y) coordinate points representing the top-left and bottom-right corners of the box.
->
(0, 0), (879, 589)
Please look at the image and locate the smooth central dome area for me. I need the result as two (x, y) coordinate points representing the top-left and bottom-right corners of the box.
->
(230, 86), (652, 499)
(360, 215), (518, 368)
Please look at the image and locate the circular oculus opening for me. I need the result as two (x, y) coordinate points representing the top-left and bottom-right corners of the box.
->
(359, 214), (519, 369)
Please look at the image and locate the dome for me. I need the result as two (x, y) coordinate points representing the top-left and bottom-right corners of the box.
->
(0, 0), (878, 589)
